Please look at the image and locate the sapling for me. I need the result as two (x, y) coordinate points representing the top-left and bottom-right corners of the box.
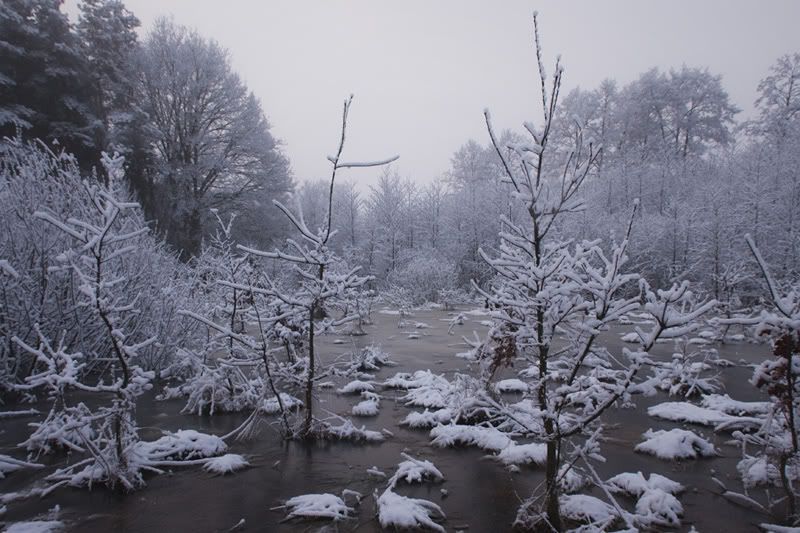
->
(475, 13), (717, 530)
(236, 96), (398, 438)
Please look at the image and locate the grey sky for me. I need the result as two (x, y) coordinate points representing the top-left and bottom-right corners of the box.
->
(67, 0), (800, 186)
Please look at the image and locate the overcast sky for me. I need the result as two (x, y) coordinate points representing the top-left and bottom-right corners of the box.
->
(66, 0), (800, 186)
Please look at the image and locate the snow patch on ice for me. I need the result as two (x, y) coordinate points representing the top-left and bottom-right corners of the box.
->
(203, 454), (249, 474)
(281, 493), (353, 521)
(494, 378), (529, 394)
(634, 428), (717, 460)
(337, 380), (375, 394)
(400, 408), (454, 428)
(430, 424), (512, 452)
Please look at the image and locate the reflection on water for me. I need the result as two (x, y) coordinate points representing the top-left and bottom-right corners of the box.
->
(0, 308), (773, 532)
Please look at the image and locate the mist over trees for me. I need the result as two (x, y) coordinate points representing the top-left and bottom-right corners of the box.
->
(310, 59), (798, 303)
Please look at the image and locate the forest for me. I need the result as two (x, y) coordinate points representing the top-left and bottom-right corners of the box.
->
(1, 1), (799, 532)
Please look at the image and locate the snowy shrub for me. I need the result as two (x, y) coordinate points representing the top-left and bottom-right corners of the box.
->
(0, 139), (201, 402)
(718, 235), (800, 525)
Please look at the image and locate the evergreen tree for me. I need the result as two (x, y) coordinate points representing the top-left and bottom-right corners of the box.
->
(0, 0), (103, 167)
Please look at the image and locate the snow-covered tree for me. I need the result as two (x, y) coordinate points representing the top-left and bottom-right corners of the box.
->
(236, 95), (397, 438)
(14, 153), (156, 489)
(134, 18), (291, 256)
(474, 15), (717, 530)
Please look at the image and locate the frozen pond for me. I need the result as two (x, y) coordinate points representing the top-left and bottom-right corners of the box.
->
(0, 307), (774, 532)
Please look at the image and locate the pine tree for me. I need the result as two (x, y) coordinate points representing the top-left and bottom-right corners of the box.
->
(0, 0), (103, 167)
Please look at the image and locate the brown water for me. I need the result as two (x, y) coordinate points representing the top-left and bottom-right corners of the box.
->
(0, 308), (775, 532)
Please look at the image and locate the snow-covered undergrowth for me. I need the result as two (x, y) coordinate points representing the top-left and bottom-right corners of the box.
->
(347, 345), (396, 372)
(375, 489), (446, 533)
(634, 428), (717, 460)
(203, 454), (249, 474)
(606, 471), (684, 497)
(400, 408), (454, 428)
(383, 370), (487, 428)
(319, 419), (384, 443)
(279, 493), (354, 521)
(44, 429), (234, 490)
(647, 400), (764, 431)
(375, 453), (447, 532)
(429, 424), (513, 452)
(337, 379), (375, 394)
(352, 393), (380, 417)
(4, 520), (65, 533)
(0, 455), (44, 479)
(494, 378), (529, 394)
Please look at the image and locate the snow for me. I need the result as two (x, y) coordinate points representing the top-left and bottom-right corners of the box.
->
(634, 428), (717, 460)
(374, 453), (447, 532)
(559, 493), (617, 525)
(352, 399), (380, 417)
(261, 393), (303, 414)
(366, 467), (387, 478)
(606, 472), (683, 497)
(759, 524), (800, 533)
(281, 493), (352, 521)
(135, 429), (227, 461)
(700, 393), (770, 416)
(375, 488), (445, 533)
(647, 401), (763, 431)
(384, 370), (452, 409)
(621, 332), (641, 343)
(558, 466), (588, 493)
(390, 453), (444, 485)
(0, 409), (39, 419)
(495, 442), (547, 466)
(336, 380), (375, 394)
(4, 521), (64, 533)
(400, 408), (454, 428)
(647, 401), (730, 425)
(737, 455), (783, 488)
(0, 455), (43, 479)
(430, 424), (513, 452)
(323, 420), (384, 443)
(494, 378), (529, 394)
(202, 454), (249, 474)
(635, 488), (683, 528)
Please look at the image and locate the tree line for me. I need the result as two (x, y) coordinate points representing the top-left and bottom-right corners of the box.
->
(0, 0), (292, 256)
(2, 0), (798, 303)
(302, 58), (799, 304)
